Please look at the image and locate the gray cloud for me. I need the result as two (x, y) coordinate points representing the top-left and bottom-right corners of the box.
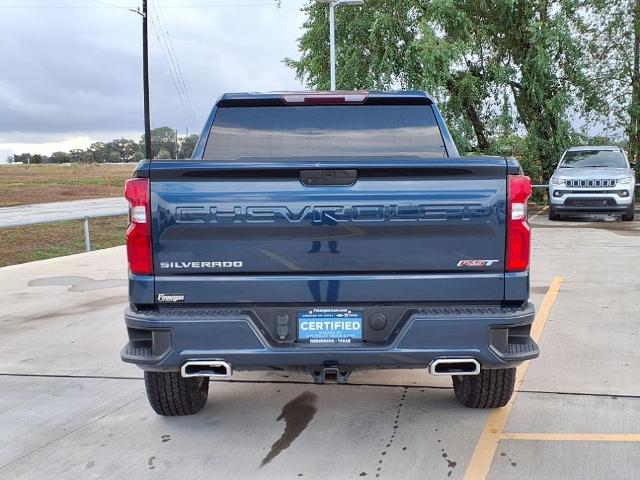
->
(0, 1), (306, 144)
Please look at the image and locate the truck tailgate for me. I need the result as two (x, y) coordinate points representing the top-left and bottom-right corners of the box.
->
(149, 157), (508, 303)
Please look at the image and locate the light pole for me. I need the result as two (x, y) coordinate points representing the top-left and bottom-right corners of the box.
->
(317, 0), (364, 90)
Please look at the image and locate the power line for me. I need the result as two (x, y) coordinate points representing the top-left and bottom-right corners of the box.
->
(0, 2), (280, 8)
(148, 2), (194, 127)
(148, 6), (193, 127)
(88, 0), (134, 9)
(155, 0), (196, 123)
(152, 0), (197, 125)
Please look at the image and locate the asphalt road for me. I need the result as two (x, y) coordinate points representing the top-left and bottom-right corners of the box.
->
(0, 212), (638, 479)
(0, 198), (127, 227)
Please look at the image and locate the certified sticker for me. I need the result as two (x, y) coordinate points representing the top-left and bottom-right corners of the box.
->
(298, 308), (363, 344)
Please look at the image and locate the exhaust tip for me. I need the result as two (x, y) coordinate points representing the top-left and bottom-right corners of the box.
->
(181, 360), (232, 379)
(428, 358), (480, 376)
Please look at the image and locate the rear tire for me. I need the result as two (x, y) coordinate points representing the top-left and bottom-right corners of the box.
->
(144, 371), (209, 416)
(452, 368), (516, 409)
(548, 206), (560, 221)
(622, 205), (635, 221)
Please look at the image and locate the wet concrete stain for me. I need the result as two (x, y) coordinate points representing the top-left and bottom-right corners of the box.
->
(147, 456), (156, 470)
(20, 295), (127, 323)
(260, 391), (318, 467)
(441, 447), (457, 476)
(373, 387), (408, 478)
(29, 276), (127, 292)
(85, 461), (95, 470)
(161, 434), (171, 443)
(501, 452), (518, 467)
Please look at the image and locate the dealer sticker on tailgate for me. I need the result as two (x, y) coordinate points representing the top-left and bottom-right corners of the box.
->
(298, 308), (363, 344)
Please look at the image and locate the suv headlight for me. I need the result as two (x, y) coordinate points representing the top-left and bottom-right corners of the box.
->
(550, 177), (563, 185)
(618, 177), (633, 184)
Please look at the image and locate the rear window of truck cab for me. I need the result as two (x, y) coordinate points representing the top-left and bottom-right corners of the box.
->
(202, 105), (447, 160)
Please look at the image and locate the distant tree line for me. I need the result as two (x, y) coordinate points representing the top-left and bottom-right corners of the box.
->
(13, 127), (199, 164)
(286, 0), (640, 183)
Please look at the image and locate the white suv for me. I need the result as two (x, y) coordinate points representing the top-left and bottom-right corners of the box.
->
(548, 146), (636, 221)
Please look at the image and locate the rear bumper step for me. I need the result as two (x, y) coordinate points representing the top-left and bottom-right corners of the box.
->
(121, 303), (537, 371)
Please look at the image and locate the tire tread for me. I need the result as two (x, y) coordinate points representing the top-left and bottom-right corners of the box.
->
(453, 368), (516, 409)
(144, 371), (209, 416)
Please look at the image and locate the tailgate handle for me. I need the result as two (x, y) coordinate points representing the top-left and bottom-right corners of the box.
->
(300, 169), (357, 186)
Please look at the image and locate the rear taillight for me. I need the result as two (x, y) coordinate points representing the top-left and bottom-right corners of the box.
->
(124, 178), (152, 275)
(506, 175), (532, 272)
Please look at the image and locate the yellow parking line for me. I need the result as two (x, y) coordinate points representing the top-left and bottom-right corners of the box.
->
(501, 433), (640, 442)
(462, 276), (564, 480)
(529, 277), (563, 344)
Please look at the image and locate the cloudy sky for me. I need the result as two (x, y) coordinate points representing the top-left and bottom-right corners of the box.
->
(0, 0), (308, 155)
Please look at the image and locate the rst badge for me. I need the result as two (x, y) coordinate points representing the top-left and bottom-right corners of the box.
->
(457, 260), (500, 267)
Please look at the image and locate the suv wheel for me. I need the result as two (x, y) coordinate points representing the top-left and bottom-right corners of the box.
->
(548, 205), (560, 221)
(622, 205), (635, 222)
(452, 368), (516, 408)
(144, 371), (209, 416)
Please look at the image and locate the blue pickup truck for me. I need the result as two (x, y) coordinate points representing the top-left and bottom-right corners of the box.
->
(122, 91), (537, 416)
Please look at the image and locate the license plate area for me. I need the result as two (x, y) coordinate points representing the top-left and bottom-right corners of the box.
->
(297, 308), (363, 344)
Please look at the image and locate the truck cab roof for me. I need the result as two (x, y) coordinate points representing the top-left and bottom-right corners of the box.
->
(216, 90), (436, 107)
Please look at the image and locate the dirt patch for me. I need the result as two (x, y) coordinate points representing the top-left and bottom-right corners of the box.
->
(0, 164), (133, 207)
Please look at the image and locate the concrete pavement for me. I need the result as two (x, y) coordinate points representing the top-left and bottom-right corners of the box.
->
(0, 212), (638, 479)
(0, 197), (127, 227)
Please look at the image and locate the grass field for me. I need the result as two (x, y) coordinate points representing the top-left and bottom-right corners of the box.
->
(0, 163), (134, 207)
(0, 215), (127, 268)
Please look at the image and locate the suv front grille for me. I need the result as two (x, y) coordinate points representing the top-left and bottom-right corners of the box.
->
(565, 179), (616, 188)
(564, 198), (617, 207)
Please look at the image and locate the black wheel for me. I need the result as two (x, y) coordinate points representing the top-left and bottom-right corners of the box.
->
(622, 205), (635, 221)
(548, 206), (560, 221)
(144, 371), (209, 416)
(452, 368), (516, 408)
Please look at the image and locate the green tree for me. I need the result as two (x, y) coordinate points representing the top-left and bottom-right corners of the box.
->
(286, 0), (602, 182)
(156, 148), (172, 159)
(141, 127), (178, 159)
(89, 142), (108, 163)
(51, 152), (70, 164)
(14, 153), (32, 164)
(110, 138), (140, 162)
(132, 151), (145, 162)
(585, 0), (640, 166)
(178, 134), (199, 159)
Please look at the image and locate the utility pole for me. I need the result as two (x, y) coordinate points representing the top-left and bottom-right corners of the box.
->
(142, 0), (152, 159)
